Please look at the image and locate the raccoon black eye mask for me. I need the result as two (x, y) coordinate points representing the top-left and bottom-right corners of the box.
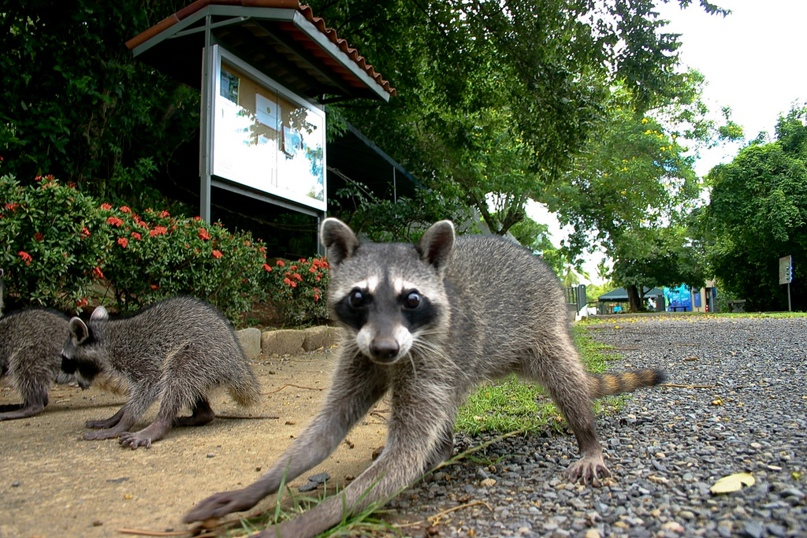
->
(185, 218), (665, 538)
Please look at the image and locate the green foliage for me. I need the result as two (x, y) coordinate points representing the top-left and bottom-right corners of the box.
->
(97, 204), (269, 321)
(0, 173), (107, 311)
(703, 106), (807, 311)
(262, 257), (330, 327)
(310, 0), (725, 237)
(0, 1), (198, 203)
(332, 182), (476, 242)
(0, 172), (330, 325)
(544, 82), (709, 298)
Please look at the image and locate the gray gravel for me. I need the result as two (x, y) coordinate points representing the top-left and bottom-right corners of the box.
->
(388, 316), (807, 537)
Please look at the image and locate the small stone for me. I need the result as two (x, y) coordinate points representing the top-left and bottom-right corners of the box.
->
(661, 521), (685, 533)
(584, 530), (601, 538)
(480, 478), (497, 487)
(740, 520), (764, 538)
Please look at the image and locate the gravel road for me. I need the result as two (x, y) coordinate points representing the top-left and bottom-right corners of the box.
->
(389, 316), (806, 538)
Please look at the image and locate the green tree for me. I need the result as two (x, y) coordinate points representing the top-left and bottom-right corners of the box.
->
(0, 0), (198, 205)
(543, 80), (717, 311)
(703, 106), (807, 311)
(310, 0), (729, 235)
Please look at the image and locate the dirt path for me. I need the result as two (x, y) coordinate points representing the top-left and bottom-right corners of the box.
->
(0, 349), (389, 538)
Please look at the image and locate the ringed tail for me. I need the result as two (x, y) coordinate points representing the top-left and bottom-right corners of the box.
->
(587, 369), (666, 398)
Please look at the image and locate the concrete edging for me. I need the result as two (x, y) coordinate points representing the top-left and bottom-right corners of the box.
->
(237, 325), (340, 359)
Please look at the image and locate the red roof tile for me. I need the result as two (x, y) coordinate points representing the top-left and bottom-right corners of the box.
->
(126, 0), (396, 98)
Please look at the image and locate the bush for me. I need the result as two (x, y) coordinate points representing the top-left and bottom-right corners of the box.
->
(97, 204), (270, 321)
(262, 256), (330, 326)
(1, 172), (331, 326)
(0, 174), (107, 311)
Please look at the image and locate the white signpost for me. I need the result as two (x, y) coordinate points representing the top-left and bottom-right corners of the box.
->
(779, 255), (793, 311)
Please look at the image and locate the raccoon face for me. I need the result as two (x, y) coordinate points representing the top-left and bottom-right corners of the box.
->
(334, 276), (440, 364)
(322, 218), (455, 365)
(60, 316), (104, 386)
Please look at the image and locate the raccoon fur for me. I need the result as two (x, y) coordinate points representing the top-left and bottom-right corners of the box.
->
(61, 296), (261, 448)
(184, 218), (665, 537)
(0, 268), (126, 420)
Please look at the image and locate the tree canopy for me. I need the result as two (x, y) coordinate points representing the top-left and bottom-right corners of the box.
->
(702, 106), (807, 311)
(2, 0), (732, 266)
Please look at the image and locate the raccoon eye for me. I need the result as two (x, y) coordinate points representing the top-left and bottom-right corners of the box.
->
(348, 289), (366, 308)
(403, 291), (421, 309)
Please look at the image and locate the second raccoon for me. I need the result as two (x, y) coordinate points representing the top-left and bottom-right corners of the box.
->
(61, 296), (261, 448)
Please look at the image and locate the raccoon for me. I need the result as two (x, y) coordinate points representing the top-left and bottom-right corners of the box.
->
(60, 296), (261, 448)
(0, 308), (79, 420)
(184, 219), (665, 537)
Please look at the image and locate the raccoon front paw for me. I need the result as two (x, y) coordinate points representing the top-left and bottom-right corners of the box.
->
(565, 455), (611, 486)
(184, 488), (264, 522)
(83, 428), (123, 441)
(118, 432), (152, 449)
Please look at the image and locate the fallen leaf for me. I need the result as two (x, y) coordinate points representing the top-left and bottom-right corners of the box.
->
(710, 472), (755, 494)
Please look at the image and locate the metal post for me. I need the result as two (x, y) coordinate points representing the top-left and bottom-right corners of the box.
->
(199, 15), (215, 222)
(788, 283), (792, 312)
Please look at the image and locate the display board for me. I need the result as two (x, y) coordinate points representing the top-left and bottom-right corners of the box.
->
(212, 47), (326, 211)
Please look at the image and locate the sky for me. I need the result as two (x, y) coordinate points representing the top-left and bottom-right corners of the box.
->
(528, 0), (807, 284)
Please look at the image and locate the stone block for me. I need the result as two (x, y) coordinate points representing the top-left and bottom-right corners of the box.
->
(261, 329), (306, 356)
(302, 326), (340, 351)
(236, 327), (262, 360)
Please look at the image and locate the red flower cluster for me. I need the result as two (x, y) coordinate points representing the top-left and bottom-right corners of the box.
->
(117, 237), (128, 248)
(211, 249), (223, 259)
(198, 228), (210, 241)
(18, 251), (32, 265)
(106, 216), (124, 227)
(149, 226), (168, 237)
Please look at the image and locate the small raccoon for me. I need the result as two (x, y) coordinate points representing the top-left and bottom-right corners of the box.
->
(0, 308), (79, 420)
(184, 219), (666, 537)
(61, 296), (261, 448)
(0, 268), (125, 421)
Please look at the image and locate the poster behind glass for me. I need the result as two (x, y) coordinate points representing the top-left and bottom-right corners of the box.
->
(212, 58), (326, 211)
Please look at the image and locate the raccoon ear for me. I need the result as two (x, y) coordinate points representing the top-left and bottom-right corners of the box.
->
(90, 306), (109, 322)
(69, 317), (90, 345)
(418, 220), (455, 271)
(320, 218), (359, 266)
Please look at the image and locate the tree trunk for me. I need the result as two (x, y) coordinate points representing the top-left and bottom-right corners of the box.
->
(626, 284), (643, 312)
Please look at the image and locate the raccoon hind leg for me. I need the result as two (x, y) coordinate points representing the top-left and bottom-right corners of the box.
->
(0, 394), (47, 420)
(520, 341), (610, 485)
(173, 396), (215, 427)
(0, 356), (52, 420)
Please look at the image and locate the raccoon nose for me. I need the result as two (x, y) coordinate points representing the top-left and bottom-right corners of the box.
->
(370, 338), (400, 362)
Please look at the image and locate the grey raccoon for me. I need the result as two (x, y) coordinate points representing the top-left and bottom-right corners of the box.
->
(184, 219), (665, 537)
(61, 296), (261, 448)
(0, 307), (79, 420)
(0, 268), (123, 420)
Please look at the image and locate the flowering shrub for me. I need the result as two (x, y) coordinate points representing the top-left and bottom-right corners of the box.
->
(0, 174), (107, 311)
(262, 256), (330, 325)
(1, 172), (331, 326)
(96, 204), (270, 320)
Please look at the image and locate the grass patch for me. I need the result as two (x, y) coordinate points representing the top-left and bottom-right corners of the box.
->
(455, 325), (626, 435)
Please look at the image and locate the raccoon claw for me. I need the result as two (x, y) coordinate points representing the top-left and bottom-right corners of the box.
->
(184, 489), (262, 523)
(565, 456), (611, 486)
(118, 433), (152, 449)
